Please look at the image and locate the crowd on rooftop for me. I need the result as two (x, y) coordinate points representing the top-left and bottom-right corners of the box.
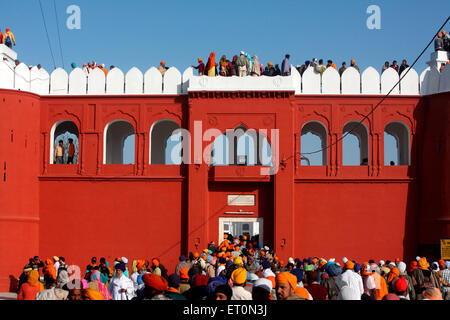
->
(15, 233), (449, 301)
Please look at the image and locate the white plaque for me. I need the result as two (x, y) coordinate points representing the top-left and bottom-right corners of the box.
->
(228, 195), (255, 206)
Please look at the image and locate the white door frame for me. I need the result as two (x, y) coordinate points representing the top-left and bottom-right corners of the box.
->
(218, 217), (263, 244)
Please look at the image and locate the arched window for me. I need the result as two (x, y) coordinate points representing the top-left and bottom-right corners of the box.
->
(50, 120), (79, 164)
(150, 119), (181, 165)
(211, 127), (272, 166)
(211, 134), (229, 166)
(104, 120), (135, 164)
(384, 122), (410, 165)
(301, 121), (327, 166)
(343, 121), (369, 166)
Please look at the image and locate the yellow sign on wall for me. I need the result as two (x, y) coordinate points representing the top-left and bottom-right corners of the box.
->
(441, 239), (450, 260)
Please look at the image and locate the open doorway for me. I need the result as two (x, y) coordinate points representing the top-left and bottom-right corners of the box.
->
(218, 217), (264, 246)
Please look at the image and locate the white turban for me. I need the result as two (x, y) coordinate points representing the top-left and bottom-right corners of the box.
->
(379, 260), (385, 266)
(342, 257), (348, 264)
(397, 262), (406, 273)
(121, 257), (128, 264)
(254, 278), (273, 292)
(262, 269), (275, 279)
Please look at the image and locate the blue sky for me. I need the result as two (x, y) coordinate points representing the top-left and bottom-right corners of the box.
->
(2, 0), (448, 73)
(3, 0), (447, 165)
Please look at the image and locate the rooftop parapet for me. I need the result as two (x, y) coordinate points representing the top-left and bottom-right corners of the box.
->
(0, 49), (449, 96)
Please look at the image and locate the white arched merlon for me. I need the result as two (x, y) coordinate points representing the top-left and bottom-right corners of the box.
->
(0, 61), (14, 89)
(144, 67), (163, 94)
(50, 68), (68, 95)
(381, 67), (400, 95)
(87, 67), (106, 94)
(321, 67), (340, 94)
(420, 67), (440, 95)
(399, 67), (419, 95)
(291, 65), (301, 94)
(341, 67), (361, 94)
(106, 67), (125, 94)
(68, 68), (87, 95)
(361, 67), (380, 94)
(182, 67), (194, 94)
(438, 64), (450, 93)
(125, 67), (143, 94)
(163, 67), (182, 94)
(301, 67), (320, 94)
(14, 63), (30, 91)
(30, 66), (50, 95)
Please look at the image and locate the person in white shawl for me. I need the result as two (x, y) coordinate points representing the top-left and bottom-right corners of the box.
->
(108, 263), (135, 300)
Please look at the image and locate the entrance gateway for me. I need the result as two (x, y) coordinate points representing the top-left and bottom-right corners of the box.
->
(218, 217), (264, 245)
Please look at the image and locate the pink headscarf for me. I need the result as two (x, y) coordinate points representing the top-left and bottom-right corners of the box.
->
(90, 270), (111, 300)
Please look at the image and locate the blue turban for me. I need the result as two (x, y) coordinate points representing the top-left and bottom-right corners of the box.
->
(226, 260), (233, 267)
(354, 263), (361, 273)
(326, 263), (342, 277)
(262, 260), (271, 270)
(179, 255), (186, 262)
(291, 268), (304, 282)
(168, 274), (180, 288)
(206, 255), (213, 263)
(115, 263), (126, 272)
(208, 276), (227, 285)
(206, 281), (225, 296)
(308, 257), (313, 264)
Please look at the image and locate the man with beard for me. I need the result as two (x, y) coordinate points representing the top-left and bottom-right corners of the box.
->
(108, 263), (135, 300)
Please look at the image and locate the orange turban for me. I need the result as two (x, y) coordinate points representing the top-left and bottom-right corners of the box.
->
(27, 270), (41, 287)
(351, 59), (356, 64)
(152, 258), (160, 267)
(438, 33), (442, 38)
(266, 276), (276, 289)
(294, 287), (310, 299)
(439, 260), (445, 269)
(268, 62), (273, 66)
(344, 261), (355, 270)
(418, 257), (429, 270)
(231, 268), (247, 285)
(83, 288), (104, 300)
(312, 258), (318, 264)
(319, 260), (327, 268)
(443, 30), (447, 35)
(180, 268), (189, 280)
(387, 267), (400, 284)
(224, 234), (228, 239)
(221, 247), (227, 252)
(143, 273), (168, 292)
(193, 252), (199, 258)
(198, 58), (203, 62)
(260, 251), (265, 256)
(161, 61), (166, 64)
(274, 256), (279, 262)
(276, 272), (297, 290)
(361, 262), (370, 276)
(136, 260), (145, 270)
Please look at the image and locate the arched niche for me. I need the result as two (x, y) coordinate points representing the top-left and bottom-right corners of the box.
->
(50, 120), (80, 164)
(301, 121), (327, 166)
(150, 119), (181, 164)
(104, 120), (135, 164)
(384, 122), (410, 166)
(342, 121), (369, 166)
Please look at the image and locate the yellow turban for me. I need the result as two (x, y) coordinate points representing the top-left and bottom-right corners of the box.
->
(234, 257), (243, 265)
(276, 272), (297, 290)
(418, 257), (429, 270)
(231, 268), (247, 285)
(83, 288), (104, 300)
